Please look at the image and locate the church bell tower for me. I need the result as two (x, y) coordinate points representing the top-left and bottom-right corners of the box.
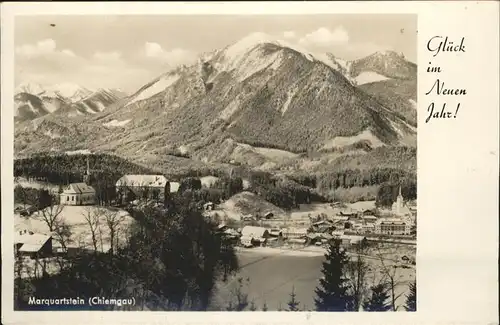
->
(83, 156), (91, 184)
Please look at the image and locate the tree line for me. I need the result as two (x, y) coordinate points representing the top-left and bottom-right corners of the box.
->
(14, 152), (416, 212)
(290, 167), (416, 191)
(375, 181), (417, 208)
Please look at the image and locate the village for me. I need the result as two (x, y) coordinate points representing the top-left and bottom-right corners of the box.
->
(14, 157), (417, 284)
(205, 184), (416, 252)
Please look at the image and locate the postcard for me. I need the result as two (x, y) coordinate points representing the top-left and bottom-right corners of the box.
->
(1, 2), (498, 325)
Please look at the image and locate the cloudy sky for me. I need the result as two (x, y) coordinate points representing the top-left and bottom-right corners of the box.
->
(15, 14), (416, 93)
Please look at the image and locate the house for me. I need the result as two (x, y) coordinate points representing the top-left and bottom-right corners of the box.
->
(240, 226), (270, 247)
(241, 226), (269, 238)
(14, 230), (52, 258)
(362, 215), (378, 223)
(332, 230), (344, 237)
(283, 227), (308, 239)
(60, 183), (96, 206)
(115, 175), (180, 200)
(223, 228), (240, 239)
(362, 223), (375, 233)
(269, 228), (283, 237)
(217, 224), (228, 232)
(307, 232), (333, 245)
(339, 234), (366, 248)
(204, 202), (215, 211)
(311, 220), (334, 234)
(263, 212), (274, 219)
(351, 222), (364, 232)
(338, 207), (357, 217)
(361, 209), (376, 216)
(332, 216), (350, 222)
(375, 217), (412, 236)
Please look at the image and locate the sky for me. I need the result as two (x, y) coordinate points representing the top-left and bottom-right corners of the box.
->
(15, 14), (416, 93)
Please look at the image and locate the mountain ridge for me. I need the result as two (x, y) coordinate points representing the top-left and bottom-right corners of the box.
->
(14, 34), (417, 175)
(14, 83), (127, 121)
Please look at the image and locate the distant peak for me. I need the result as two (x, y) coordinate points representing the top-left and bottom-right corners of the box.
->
(224, 32), (280, 59)
(373, 50), (405, 58)
(15, 82), (46, 95)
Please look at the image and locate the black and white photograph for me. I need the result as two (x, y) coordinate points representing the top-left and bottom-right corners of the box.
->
(11, 14), (419, 312)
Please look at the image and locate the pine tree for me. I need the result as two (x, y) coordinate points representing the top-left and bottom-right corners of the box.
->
(163, 181), (171, 207)
(262, 301), (268, 311)
(363, 283), (391, 311)
(287, 286), (300, 311)
(249, 300), (257, 311)
(314, 239), (354, 311)
(404, 281), (416, 311)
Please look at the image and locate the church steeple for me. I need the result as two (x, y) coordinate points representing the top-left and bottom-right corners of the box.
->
(393, 185), (404, 215)
(83, 156), (91, 184)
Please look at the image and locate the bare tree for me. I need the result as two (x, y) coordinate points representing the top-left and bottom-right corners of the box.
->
(103, 209), (126, 255)
(36, 193), (64, 232)
(373, 244), (407, 311)
(83, 207), (101, 253)
(225, 277), (250, 311)
(52, 221), (74, 271)
(346, 245), (369, 311)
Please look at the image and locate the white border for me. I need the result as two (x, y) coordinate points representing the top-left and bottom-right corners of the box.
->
(2, 2), (499, 325)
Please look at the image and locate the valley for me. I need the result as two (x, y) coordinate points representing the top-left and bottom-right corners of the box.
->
(12, 26), (417, 312)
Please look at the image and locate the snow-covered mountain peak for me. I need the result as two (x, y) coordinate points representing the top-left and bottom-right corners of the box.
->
(47, 83), (94, 101)
(15, 82), (45, 96)
(224, 32), (279, 60)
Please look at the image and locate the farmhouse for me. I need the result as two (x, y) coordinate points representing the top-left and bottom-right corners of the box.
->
(339, 234), (366, 248)
(240, 226), (270, 247)
(14, 230), (52, 258)
(283, 227), (308, 239)
(60, 183), (96, 206)
(115, 175), (180, 199)
(362, 215), (378, 223)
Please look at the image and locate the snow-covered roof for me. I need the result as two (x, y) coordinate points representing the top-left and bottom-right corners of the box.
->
(340, 235), (365, 244)
(283, 227), (309, 235)
(241, 226), (269, 238)
(15, 232), (51, 252)
(376, 218), (407, 225)
(116, 175), (168, 188)
(62, 183), (95, 195)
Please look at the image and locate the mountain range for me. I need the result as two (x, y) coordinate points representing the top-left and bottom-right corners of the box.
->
(14, 82), (127, 121)
(14, 33), (417, 175)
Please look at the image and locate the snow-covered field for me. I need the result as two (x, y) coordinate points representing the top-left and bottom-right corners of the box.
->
(15, 205), (134, 253)
(321, 129), (385, 150)
(15, 177), (59, 194)
(103, 119), (131, 127)
(126, 74), (179, 107)
(355, 71), (390, 85)
(253, 146), (299, 161)
(65, 149), (92, 155)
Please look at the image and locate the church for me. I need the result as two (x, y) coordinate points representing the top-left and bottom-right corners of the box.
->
(392, 186), (411, 216)
(59, 157), (96, 206)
